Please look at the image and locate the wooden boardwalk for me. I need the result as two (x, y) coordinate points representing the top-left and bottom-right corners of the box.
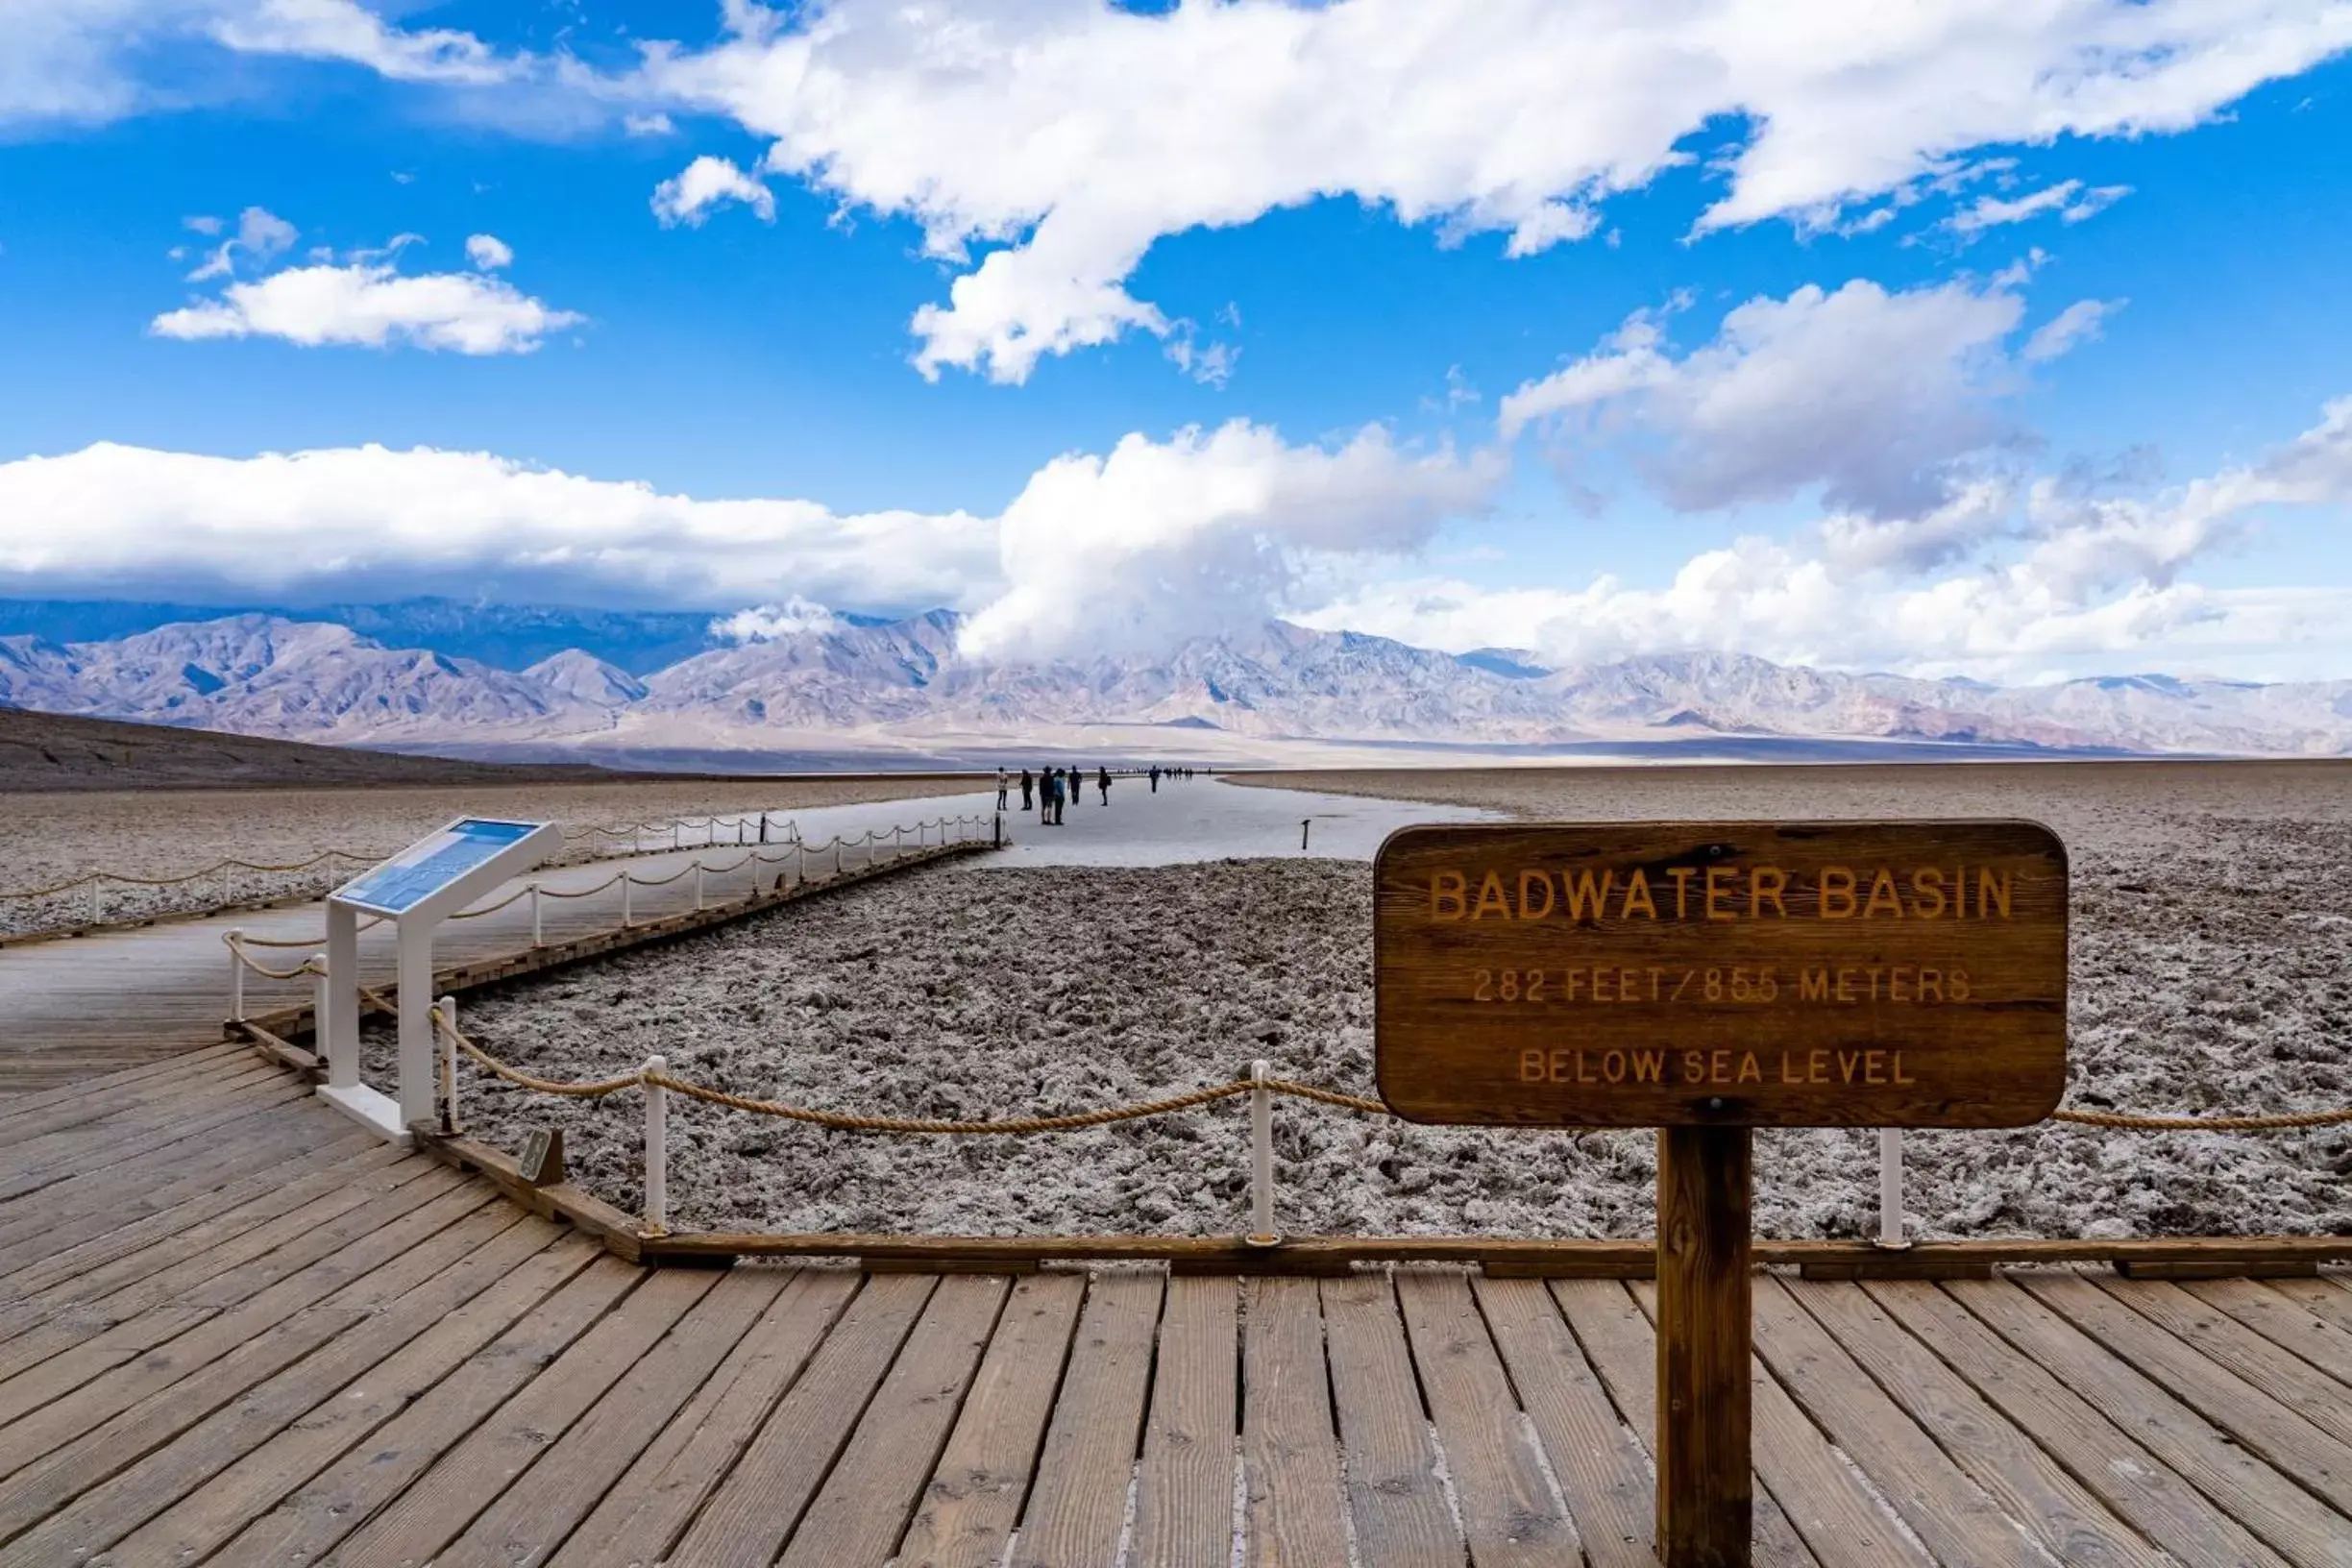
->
(0, 816), (985, 1094)
(3, 1048), (2350, 1564)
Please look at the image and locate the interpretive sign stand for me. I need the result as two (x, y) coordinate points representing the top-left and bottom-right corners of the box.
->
(320, 818), (559, 1144)
(1373, 821), (2068, 1567)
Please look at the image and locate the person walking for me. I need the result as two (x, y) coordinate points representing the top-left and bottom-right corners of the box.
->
(1052, 768), (1067, 825)
(1040, 767), (1054, 824)
(1019, 768), (1035, 812)
(995, 767), (1009, 810)
(1148, 764), (1159, 793)
(1097, 765), (1112, 805)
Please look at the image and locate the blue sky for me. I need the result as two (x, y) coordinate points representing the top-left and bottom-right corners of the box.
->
(3, 1), (2351, 682)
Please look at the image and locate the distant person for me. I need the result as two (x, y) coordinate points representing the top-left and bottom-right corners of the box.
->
(1039, 767), (1054, 823)
(1052, 769), (1067, 825)
(995, 767), (1009, 810)
(1097, 765), (1111, 804)
(1148, 764), (1160, 793)
(1019, 768), (1035, 812)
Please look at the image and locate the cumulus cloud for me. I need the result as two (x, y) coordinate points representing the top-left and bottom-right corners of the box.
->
(205, 0), (525, 86)
(618, 0), (2352, 381)
(711, 598), (843, 643)
(623, 111), (674, 136)
(0, 443), (997, 612)
(649, 156), (774, 228)
(958, 420), (1503, 661)
(152, 232), (582, 354)
(1305, 397), (2352, 680)
(464, 233), (514, 271)
(1501, 278), (2082, 520)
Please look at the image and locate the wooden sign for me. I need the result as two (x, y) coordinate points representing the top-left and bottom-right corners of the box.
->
(518, 1126), (565, 1188)
(1374, 820), (2068, 1129)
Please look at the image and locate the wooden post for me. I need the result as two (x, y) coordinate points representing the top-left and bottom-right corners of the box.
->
(1656, 1124), (1752, 1568)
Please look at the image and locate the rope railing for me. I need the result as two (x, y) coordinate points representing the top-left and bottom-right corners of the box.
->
(419, 992), (2345, 1241)
(0, 808), (817, 940)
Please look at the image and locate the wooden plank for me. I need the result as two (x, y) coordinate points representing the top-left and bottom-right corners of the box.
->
(777, 1275), (1012, 1568)
(2182, 1278), (2352, 1388)
(0, 1045), (249, 1131)
(643, 1231), (2352, 1275)
(1129, 1276), (1237, 1568)
(1316, 1273), (1456, 1567)
(95, 1233), (605, 1568)
(1239, 1276), (1351, 1568)
(2046, 1275), (2352, 1486)
(323, 1265), (725, 1568)
(0, 1139), (426, 1328)
(1786, 1280), (2168, 1568)
(412, 1129), (646, 1262)
(0, 1166), (476, 1442)
(2257, 1275), (2352, 1338)
(548, 1269), (861, 1568)
(1550, 1281), (1817, 1567)
(0, 1207), (556, 1565)
(0, 1075), (314, 1203)
(1474, 1275), (1656, 1568)
(1630, 1278), (1931, 1568)
(898, 1272), (1087, 1568)
(1398, 1268), (1574, 1564)
(1010, 1271), (1164, 1568)
(208, 1256), (648, 1565)
(434, 1270), (794, 1568)
(1863, 1280), (2288, 1568)
(1748, 1276), (2049, 1567)
(666, 1273), (940, 1568)
(0, 1188), (512, 1550)
(1946, 1277), (2347, 1567)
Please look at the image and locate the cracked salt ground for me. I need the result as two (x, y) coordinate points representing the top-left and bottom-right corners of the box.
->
(379, 768), (2352, 1243)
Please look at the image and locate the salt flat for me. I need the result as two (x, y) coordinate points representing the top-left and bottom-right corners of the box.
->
(409, 760), (2352, 1246)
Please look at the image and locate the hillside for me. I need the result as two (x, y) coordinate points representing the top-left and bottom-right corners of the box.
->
(0, 705), (627, 793)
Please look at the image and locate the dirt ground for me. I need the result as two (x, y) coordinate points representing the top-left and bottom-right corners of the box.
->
(0, 776), (970, 937)
(422, 761), (2352, 1242)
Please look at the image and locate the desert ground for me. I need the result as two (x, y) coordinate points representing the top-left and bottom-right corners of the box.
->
(0, 774), (978, 938)
(374, 759), (2352, 1243)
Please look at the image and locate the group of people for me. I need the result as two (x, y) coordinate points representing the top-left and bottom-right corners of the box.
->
(993, 762), (1205, 825)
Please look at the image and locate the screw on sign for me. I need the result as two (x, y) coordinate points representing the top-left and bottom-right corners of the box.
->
(1372, 821), (2069, 1567)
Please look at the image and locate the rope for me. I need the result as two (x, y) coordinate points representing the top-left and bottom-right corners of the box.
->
(539, 873), (625, 899)
(223, 933), (323, 981)
(446, 885), (532, 920)
(236, 917), (386, 947)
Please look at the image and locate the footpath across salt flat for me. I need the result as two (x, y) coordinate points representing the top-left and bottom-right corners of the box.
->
(794, 773), (1505, 867)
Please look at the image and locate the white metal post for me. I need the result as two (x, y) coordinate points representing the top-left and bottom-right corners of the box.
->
(694, 862), (705, 911)
(622, 873), (632, 927)
(219, 865), (231, 909)
(1876, 1128), (1907, 1248)
(643, 1054), (669, 1236)
(1249, 1059), (1276, 1244)
(438, 993), (458, 1133)
(529, 881), (543, 947)
(395, 927), (436, 1129)
(88, 877), (100, 927)
(228, 927), (247, 1021)
(326, 900), (360, 1089)
(309, 954), (329, 1048)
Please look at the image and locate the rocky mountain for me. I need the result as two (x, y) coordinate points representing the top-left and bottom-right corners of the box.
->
(1, 607), (2347, 760)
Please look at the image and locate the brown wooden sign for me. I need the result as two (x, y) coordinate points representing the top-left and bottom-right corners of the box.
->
(1374, 820), (2068, 1129)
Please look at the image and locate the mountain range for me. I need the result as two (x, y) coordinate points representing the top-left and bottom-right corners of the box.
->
(2, 603), (2348, 765)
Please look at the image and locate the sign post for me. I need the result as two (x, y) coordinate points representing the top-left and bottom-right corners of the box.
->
(322, 818), (560, 1143)
(1373, 821), (2068, 1567)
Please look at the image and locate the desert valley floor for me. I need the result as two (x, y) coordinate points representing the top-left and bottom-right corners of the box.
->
(144, 756), (2329, 1245)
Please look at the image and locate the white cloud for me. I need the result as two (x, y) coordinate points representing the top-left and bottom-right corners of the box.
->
(649, 156), (774, 228)
(1948, 179), (2132, 236)
(621, 0), (2352, 381)
(0, 442), (997, 612)
(1306, 397), (2352, 680)
(186, 205), (297, 281)
(959, 420), (1504, 661)
(1502, 278), (2068, 519)
(2022, 298), (2123, 362)
(182, 213), (224, 236)
(153, 229), (581, 354)
(624, 111), (674, 136)
(711, 598), (843, 643)
(207, 0), (524, 86)
(464, 233), (514, 271)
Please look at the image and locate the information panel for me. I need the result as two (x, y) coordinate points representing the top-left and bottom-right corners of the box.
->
(1373, 821), (2068, 1129)
(334, 818), (540, 916)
